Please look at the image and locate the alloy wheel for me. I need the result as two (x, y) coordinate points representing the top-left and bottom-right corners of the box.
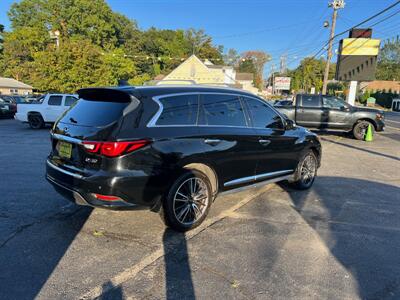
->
(300, 154), (316, 186)
(172, 177), (209, 226)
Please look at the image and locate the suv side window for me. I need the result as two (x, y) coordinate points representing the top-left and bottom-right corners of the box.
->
(48, 96), (63, 106)
(199, 94), (246, 127)
(244, 97), (283, 129)
(301, 95), (321, 108)
(65, 96), (78, 106)
(156, 94), (199, 126)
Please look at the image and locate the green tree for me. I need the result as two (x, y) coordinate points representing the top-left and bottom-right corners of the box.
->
(376, 36), (400, 81)
(224, 48), (240, 67)
(241, 51), (271, 90)
(8, 0), (137, 49)
(2, 0), (229, 91)
(288, 57), (336, 93)
(30, 39), (135, 92)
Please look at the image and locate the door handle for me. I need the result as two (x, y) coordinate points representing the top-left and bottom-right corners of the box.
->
(259, 139), (271, 146)
(204, 139), (221, 146)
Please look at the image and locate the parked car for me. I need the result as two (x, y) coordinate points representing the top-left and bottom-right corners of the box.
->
(1, 95), (28, 104)
(275, 94), (385, 140)
(46, 85), (322, 231)
(0, 96), (17, 118)
(15, 93), (78, 129)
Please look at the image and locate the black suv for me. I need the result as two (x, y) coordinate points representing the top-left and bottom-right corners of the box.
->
(46, 86), (321, 231)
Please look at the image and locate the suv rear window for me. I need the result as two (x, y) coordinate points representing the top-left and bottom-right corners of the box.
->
(199, 94), (246, 127)
(156, 94), (198, 126)
(59, 99), (128, 127)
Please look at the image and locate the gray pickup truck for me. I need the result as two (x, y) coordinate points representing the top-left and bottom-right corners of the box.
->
(275, 94), (385, 140)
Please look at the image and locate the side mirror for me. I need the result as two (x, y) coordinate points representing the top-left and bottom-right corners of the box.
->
(285, 118), (296, 130)
(340, 106), (350, 111)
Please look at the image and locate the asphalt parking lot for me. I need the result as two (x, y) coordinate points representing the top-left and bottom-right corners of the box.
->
(1, 117), (399, 300)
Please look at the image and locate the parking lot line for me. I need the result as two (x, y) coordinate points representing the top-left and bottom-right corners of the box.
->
(79, 184), (273, 300)
(386, 125), (400, 131)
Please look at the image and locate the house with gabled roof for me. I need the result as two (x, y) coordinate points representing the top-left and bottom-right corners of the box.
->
(156, 55), (258, 94)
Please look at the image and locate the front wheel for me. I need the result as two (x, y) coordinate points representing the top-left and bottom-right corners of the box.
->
(160, 170), (212, 232)
(290, 150), (318, 190)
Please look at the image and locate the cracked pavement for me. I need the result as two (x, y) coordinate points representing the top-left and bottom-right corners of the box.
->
(0, 116), (399, 300)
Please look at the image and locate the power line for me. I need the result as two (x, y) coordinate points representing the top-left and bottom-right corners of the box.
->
(213, 18), (329, 40)
(312, 0), (400, 59)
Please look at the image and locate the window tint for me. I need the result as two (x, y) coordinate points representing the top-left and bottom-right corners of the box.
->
(301, 95), (321, 108)
(65, 96), (78, 106)
(48, 96), (63, 106)
(156, 94), (198, 126)
(245, 97), (283, 129)
(58, 100), (128, 126)
(322, 96), (347, 109)
(199, 94), (246, 127)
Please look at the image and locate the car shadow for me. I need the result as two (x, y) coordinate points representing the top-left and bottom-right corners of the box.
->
(163, 228), (195, 299)
(281, 176), (400, 299)
(318, 136), (400, 162)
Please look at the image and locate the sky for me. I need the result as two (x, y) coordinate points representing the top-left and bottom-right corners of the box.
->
(0, 0), (399, 75)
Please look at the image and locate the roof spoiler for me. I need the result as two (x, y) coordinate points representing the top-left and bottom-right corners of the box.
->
(77, 88), (134, 103)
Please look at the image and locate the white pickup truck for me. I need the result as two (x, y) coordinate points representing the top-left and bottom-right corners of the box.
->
(15, 94), (78, 129)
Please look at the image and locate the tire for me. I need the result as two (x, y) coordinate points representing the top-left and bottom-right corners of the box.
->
(160, 170), (212, 232)
(290, 150), (318, 190)
(28, 114), (45, 129)
(353, 120), (374, 140)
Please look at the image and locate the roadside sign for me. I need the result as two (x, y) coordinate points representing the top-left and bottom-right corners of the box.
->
(274, 77), (291, 90)
(335, 28), (380, 82)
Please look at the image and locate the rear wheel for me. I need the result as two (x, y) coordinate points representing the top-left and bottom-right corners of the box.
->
(353, 120), (374, 140)
(290, 150), (318, 190)
(160, 170), (212, 232)
(28, 114), (45, 129)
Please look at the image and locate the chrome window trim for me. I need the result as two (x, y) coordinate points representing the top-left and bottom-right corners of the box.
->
(147, 92), (251, 128)
(46, 160), (83, 179)
(51, 133), (82, 144)
(224, 169), (293, 187)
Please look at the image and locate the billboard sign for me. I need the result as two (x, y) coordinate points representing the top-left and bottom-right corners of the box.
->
(274, 77), (291, 90)
(335, 33), (381, 81)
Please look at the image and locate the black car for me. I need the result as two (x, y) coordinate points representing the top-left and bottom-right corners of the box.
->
(275, 94), (385, 140)
(46, 86), (321, 231)
(0, 96), (17, 118)
(1, 95), (27, 104)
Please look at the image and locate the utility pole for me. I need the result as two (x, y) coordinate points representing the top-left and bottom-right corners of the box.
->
(271, 64), (275, 95)
(280, 54), (287, 74)
(322, 0), (345, 95)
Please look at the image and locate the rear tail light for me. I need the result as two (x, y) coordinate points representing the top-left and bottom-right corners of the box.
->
(93, 194), (122, 201)
(82, 140), (150, 157)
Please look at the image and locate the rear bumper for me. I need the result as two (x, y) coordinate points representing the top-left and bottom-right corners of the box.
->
(14, 113), (27, 122)
(46, 160), (155, 210)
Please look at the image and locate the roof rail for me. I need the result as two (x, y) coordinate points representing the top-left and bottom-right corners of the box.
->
(144, 79), (197, 86)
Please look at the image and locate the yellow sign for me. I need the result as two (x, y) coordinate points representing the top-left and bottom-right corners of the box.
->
(341, 38), (380, 56)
